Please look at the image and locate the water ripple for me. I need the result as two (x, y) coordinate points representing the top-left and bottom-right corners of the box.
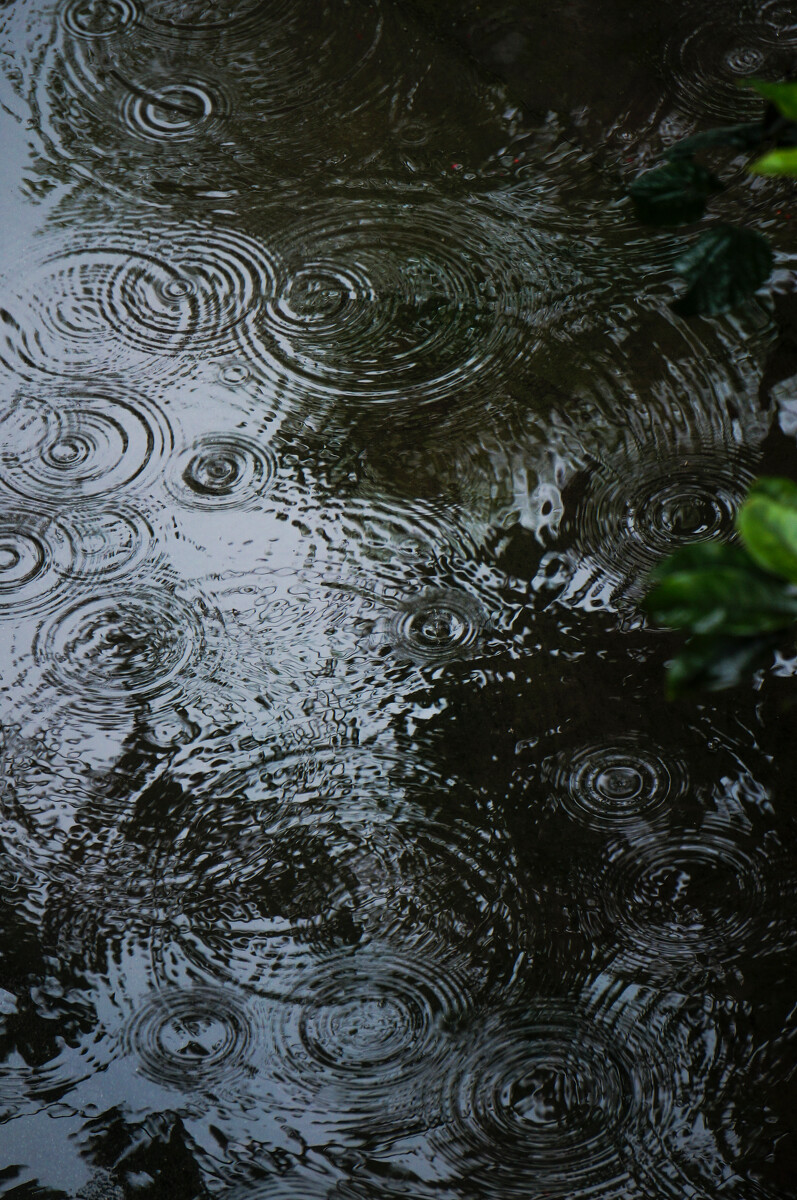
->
(62, 0), (139, 38)
(541, 736), (689, 830)
(0, 509), (72, 619)
(0, 984), (103, 1120)
(117, 77), (228, 144)
(264, 944), (472, 1139)
(138, 0), (266, 38)
(124, 984), (262, 1093)
(664, 0), (797, 123)
(0, 383), (173, 506)
(166, 433), (278, 511)
(600, 821), (791, 970)
(3, 227), (277, 373)
(141, 742), (526, 991)
(138, 0), (384, 96)
(100, 228), (276, 355)
(431, 996), (669, 1199)
(29, 0), (389, 199)
(375, 589), (487, 665)
(32, 585), (224, 708)
(244, 199), (553, 408)
(568, 441), (757, 601)
(54, 506), (157, 582)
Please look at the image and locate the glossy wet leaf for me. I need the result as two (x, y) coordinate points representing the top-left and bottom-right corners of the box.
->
(665, 632), (778, 697)
(736, 476), (797, 582)
(629, 159), (723, 225)
(749, 146), (797, 176)
(670, 225), (772, 316)
(743, 79), (797, 123)
(665, 123), (765, 160)
(643, 541), (797, 635)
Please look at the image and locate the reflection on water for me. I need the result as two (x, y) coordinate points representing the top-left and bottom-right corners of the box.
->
(0, 0), (796, 1195)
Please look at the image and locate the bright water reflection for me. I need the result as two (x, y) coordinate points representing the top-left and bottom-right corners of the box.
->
(0, 0), (796, 1196)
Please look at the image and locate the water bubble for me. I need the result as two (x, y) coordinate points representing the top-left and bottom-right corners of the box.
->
(723, 45), (766, 74)
(167, 433), (277, 510)
(219, 361), (251, 385)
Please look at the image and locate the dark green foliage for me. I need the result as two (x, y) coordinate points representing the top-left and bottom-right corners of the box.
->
(643, 477), (797, 693)
(744, 78), (797, 123)
(736, 477), (797, 582)
(629, 159), (722, 225)
(664, 123), (765, 160)
(664, 632), (779, 698)
(643, 541), (797, 635)
(670, 225), (772, 316)
(751, 146), (797, 176)
(625, 76), (797, 318)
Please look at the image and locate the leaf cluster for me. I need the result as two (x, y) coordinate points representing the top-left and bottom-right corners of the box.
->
(642, 478), (797, 695)
(628, 79), (797, 316)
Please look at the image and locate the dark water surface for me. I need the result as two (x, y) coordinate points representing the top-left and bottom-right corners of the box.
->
(1, 1), (797, 1196)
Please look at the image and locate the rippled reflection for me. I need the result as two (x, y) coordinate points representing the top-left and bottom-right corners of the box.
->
(0, 382), (174, 503)
(0, 0), (795, 1195)
(601, 822), (787, 970)
(541, 735), (689, 829)
(664, 0), (797, 122)
(124, 984), (263, 1092)
(245, 199), (556, 407)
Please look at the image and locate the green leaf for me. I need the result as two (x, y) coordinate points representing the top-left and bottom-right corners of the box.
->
(643, 541), (797, 634)
(665, 632), (777, 697)
(743, 79), (797, 123)
(736, 477), (797, 582)
(750, 146), (797, 175)
(629, 159), (723, 225)
(671, 225), (773, 316)
(665, 123), (765, 159)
